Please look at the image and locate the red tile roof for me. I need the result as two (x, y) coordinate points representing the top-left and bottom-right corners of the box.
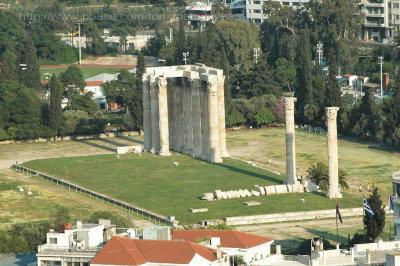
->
(85, 81), (105, 87)
(358, 76), (368, 79)
(91, 237), (221, 265)
(342, 74), (356, 78)
(172, 229), (274, 249)
(91, 237), (147, 265)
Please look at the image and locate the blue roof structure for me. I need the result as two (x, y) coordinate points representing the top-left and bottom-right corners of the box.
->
(0, 254), (36, 266)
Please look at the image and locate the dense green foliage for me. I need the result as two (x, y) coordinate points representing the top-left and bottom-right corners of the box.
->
(306, 162), (349, 190)
(363, 188), (386, 241)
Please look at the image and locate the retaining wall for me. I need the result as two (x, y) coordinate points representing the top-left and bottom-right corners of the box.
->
(13, 164), (178, 227)
(225, 207), (364, 225)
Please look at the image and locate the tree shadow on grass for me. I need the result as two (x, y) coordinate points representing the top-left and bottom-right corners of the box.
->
(74, 139), (116, 152)
(306, 228), (348, 244)
(116, 135), (144, 145)
(215, 163), (282, 184)
(96, 138), (130, 147)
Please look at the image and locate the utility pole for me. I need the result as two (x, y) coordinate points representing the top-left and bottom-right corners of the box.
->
(317, 42), (323, 65)
(378, 56), (383, 100)
(169, 27), (173, 43)
(75, 20), (83, 65)
(253, 48), (260, 64)
(183, 52), (189, 65)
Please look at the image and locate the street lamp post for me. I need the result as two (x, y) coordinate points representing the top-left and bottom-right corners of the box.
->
(378, 56), (383, 101)
(183, 52), (189, 65)
(75, 20), (83, 65)
(253, 48), (260, 64)
(20, 63), (27, 85)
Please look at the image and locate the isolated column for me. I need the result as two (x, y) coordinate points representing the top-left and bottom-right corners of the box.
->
(217, 76), (229, 157)
(326, 107), (342, 199)
(284, 97), (297, 185)
(207, 80), (222, 163)
(191, 78), (202, 158)
(150, 76), (160, 154)
(157, 77), (171, 156)
(183, 79), (193, 155)
(142, 75), (152, 152)
(174, 79), (184, 152)
(167, 78), (176, 150)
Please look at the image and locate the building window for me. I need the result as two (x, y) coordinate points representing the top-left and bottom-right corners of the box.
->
(283, 1), (290, 4)
(394, 3), (399, 8)
(254, 0), (261, 3)
(254, 9), (261, 13)
(49, 238), (57, 244)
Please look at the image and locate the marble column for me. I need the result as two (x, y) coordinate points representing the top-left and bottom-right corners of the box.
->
(284, 97), (297, 185)
(207, 80), (222, 163)
(326, 107), (342, 199)
(174, 79), (184, 152)
(200, 82), (209, 160)
(217, 76), (229, 157)
(157, 77), (170, 156)
(150, 76), (160, 153)
(191, 78), (202, 158)
(183, 79), (193, 155)
(167, 78), (176, 151)
(142, 75), (152, 152)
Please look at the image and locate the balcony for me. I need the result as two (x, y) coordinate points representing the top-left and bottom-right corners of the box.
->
(365, 12), (385, 17)
(187, 14), (213, 22)
(364, 22), (386, 27)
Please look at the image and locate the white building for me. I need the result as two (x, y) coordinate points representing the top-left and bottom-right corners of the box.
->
(172, 229), (274, 264)
(37, 220), (115, 266)
(392, 171), (400, 241)
(185, 2), (213, 29)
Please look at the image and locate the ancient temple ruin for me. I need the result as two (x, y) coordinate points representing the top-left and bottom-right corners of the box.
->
(142, 65), (229, 163)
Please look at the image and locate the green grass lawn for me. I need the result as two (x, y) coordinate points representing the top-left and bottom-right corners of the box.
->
(40, 67), (128, 81)
(22, 153), (361, 225)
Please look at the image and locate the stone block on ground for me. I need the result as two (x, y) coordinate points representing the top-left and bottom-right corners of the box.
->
(190, 208), (208, 213)
(234, 190), (240, 198)
(265, 186), (276, 195)
(201, 192), (214, 201)
(258, 186), (266, 195)
(251, 190), (260, 196)
(214, 190), (223, 200)
(222, 191), (228, 199)
(275, 185), (288, 194)
(244, 189), (252, 197)
(244, 201), (261, 206)
(292, 183), (304, 193)
(238, 189), (246, 198)
(286, 184), (293, 193)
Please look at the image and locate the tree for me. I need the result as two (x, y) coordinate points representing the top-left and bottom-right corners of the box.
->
(52, 205), (71, 228)
(212, 1), (231, 22)
(49, 75), (63, 137)
(67, 93), (98, 115)
(137, 52), (146, 79)
(363, 188), (385, 241)
(359, 88), (381, 140)
(306, 162), (349, 190)
(174, 18), (187, 64)
(325, 52), (342, 107)
(20, 38), (41, 90)
(295, 27), (313, 120)
(0, 50), (18, 82)
(383, 73), (400, 145)
(60, 65), (87, 94)
(253, 107), (275, 127)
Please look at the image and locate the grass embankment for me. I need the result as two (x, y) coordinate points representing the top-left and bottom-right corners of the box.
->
(23, 153), (360, 225)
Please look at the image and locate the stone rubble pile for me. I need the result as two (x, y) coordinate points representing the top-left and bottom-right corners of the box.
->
(201, 183), (305, 201)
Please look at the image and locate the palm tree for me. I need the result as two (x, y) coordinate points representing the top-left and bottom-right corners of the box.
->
(306, 162), (349, 191)
(306, 162), (328, 189)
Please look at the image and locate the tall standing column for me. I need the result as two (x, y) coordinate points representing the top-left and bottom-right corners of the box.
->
(167, 78), (176, 150)
(217, 76), (229, 157)
(158, 77), (171, 156)
(284, 97), (297, 185)
(143, 75), (152, 152)
(200, 82), (209, 160)
(183, 79), (193, 155)
(191, 78), (202, 158)
(326, 107), (342, 199)
(174, 79), (184, 152)
(207, 80), (222, 163)
(150, 76), (160, 154)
